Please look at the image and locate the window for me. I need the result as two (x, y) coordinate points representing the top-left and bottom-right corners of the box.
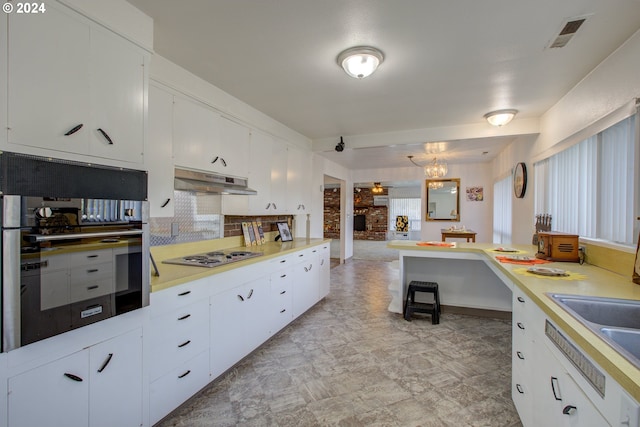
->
(493, 175), (512, 244)
(388, 187), (422, 231)
(534, 114), (637, 245)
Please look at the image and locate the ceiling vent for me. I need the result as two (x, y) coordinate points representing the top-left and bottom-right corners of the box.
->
(548, 17), (588, 48)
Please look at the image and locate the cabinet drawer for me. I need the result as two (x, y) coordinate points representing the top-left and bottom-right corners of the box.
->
(151, 278), (210, 313)
(69, 249), (112, 265)
(512, 368), (532, 425)
(69, 277), (114, 303)
(150, 350), (210, 426)
(149, 323), (209, 381)
(270, 253), (297, 269)
(149, 300), (210, 380)
(70, 262), (113, 282)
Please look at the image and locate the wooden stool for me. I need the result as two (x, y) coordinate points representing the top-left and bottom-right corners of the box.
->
(404, 281), (440, 324)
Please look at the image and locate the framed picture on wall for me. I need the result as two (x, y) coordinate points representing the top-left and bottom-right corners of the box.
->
(277, 222), (293, 242)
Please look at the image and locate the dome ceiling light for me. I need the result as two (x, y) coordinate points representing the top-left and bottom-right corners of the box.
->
(337, 46), (384, 79)
(484, 109), (518, 127)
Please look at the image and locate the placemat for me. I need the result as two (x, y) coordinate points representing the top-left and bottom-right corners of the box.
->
(512, 267), (588, 281)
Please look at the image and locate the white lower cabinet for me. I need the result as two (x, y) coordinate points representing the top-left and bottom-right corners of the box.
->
(511, 285), (640, 427)
(292, 249), (320, 318)
(210, 277), (271, 379)
(149, 350), (210, 425)
(318, 243), (330, 299)
(270, 267), (294, 334)
(532, 343), (607, 427)
(8, 328), (142, 427)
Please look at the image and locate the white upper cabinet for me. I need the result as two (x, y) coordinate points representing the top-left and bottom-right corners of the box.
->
(0, 12), (8, 147)
(88, 26), (145, 163)
(8, 2), (91, 155)
(147, 84), (175, 217)
(286, 145), (312, 213)
(218, 117), (250, 178)
(222, 131), (287, 215)
(172, 96), (222, 172)
(6, 0), (147, 164)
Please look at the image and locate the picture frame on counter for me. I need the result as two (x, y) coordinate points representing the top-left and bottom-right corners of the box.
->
(277, 222), (293, 242)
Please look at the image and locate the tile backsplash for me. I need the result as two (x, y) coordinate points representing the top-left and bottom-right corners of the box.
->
(150, 191), (222, 246)
(149, 191), (295, 247)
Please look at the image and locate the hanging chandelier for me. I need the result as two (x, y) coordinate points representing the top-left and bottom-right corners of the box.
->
(371, 182), (384, 194)
(428, 181), (444, 190)
(408, 155), (448, 178)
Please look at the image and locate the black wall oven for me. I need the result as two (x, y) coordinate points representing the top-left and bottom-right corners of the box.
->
(1, 152), (149, 352)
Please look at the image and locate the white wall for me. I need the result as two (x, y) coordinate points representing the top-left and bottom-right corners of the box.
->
(352, 163), (494, 243)
(493, 29), (640, 245)
(312, 154), (353, 259)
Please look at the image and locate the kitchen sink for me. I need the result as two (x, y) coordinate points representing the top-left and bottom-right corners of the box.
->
(600, 328), (640, 360)
(550, 294), (640, 329)
(547, 293), (640, 369)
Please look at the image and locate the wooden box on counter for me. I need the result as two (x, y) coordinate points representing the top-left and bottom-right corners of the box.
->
(536, 232), (580, 262)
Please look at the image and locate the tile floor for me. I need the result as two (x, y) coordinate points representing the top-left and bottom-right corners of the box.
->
(157, 258), (522, 427)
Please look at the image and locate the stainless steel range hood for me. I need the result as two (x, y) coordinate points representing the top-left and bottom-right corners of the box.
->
(174, 168), (257, 195)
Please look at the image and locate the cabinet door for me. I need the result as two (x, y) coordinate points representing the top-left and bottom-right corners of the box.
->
(210, 277), (270, 379)
(532, 342), (608, 427)
(89, 26), (145, 163)
(318, 244), (330, 299)
(246, 131), (274, 214)
(210, 284), (249, 378)
(217, 117), (249, 178)
(173, 97), (221, 171)
(292, 252), (320, 318)
(8, 1), (91, 154)
(89, 328), (143, 427)
(270, 139), (288, 212)
(147, 84), (175, 217)
(286, 145), (312, 213)
(8, 350), (89, 427)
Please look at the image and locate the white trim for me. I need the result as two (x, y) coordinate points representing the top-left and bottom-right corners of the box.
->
(579, 237), (635, 254)
(532, 98), (638, 164)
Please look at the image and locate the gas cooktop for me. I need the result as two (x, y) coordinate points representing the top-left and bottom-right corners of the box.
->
(162, 250), (263, 268)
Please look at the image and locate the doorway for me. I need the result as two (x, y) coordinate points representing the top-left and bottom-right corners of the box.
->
(323, 175), (345, 265)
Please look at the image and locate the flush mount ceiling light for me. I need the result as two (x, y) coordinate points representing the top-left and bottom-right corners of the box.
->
(484, 109), (518, 127)
(408, 155), (448, 178)
(337, 46), (384, 79)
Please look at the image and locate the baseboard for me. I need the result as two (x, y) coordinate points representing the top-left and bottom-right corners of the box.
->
(441, 305), (512, 320)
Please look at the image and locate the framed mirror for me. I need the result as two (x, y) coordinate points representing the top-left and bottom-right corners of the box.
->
(426, 178), (460, 221)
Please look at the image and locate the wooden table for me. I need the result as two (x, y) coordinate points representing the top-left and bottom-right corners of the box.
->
(441, 229), (477, 242)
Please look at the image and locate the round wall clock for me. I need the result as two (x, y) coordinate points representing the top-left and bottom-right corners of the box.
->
(513, 162), (527, 198)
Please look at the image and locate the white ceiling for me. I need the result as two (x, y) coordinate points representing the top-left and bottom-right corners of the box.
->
(127, 0), (640, 170)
